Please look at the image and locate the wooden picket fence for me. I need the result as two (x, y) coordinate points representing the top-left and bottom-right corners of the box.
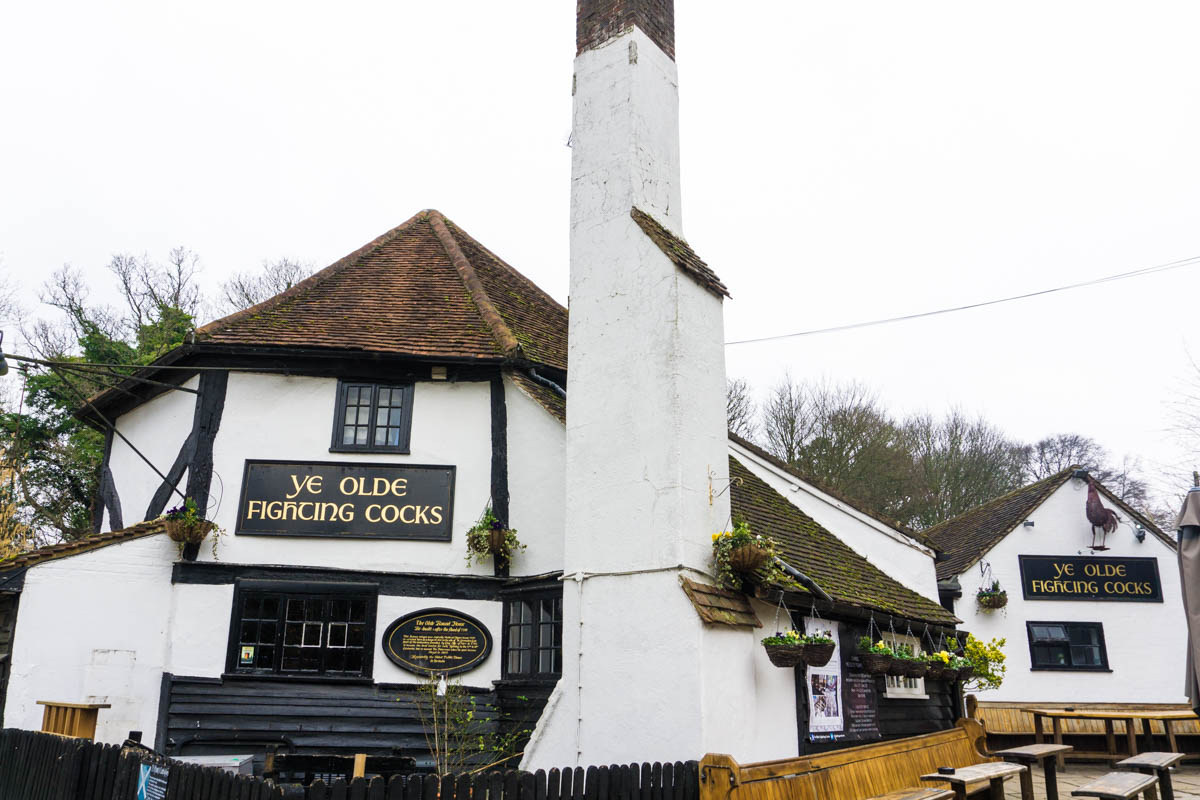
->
(0, 728), (700, 800)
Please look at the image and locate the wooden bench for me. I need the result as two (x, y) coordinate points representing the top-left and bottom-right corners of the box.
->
(700, 719), (995, 800)
(1070, 771), (1158, 800)
(1117, 752), (1185, 800)
(36, 700), (111, 740)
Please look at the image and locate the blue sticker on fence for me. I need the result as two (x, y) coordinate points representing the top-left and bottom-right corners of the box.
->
(137, 763), (169, 800)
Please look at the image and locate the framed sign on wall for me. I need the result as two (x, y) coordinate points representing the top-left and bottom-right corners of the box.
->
(235, 460), (455, 540)
(381, 609), (493, 676)
(1018, 555), (1162, 602)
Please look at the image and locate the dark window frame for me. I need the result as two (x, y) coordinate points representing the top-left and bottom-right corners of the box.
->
(330, 380), (415, 454)
(501, 588), (563, 681)
(1026, 620), (1111, 672)
(225, 579), (378, 681)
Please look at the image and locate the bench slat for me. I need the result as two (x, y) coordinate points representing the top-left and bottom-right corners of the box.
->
(865, 790), (954, 800)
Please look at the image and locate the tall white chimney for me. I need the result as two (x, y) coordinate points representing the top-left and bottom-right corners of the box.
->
(525, 0), (744, 768)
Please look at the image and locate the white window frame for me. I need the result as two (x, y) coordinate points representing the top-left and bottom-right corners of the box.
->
(883, 633), (928, 699)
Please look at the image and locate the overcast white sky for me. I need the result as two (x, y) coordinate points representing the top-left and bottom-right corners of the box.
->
(2, 2), (1198, 504)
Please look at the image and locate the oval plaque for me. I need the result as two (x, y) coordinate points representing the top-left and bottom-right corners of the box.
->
(382, 608), (493, 675)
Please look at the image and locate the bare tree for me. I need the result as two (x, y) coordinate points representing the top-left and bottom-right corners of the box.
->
(726, 378), (757, 439)
(761, 373), (817, 464)
(1024, 432), (1148, 507)
(219, 258), (309, 313)
(901, 410), (1028, 529)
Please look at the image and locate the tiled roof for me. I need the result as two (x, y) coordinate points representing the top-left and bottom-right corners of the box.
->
(680, 576), (761, 628)
(507, 370), (566, 423)
(730, 458), (959, 626)
(729, 433), (934, 550)
(924, 467), (1174, 580)
(631, 208), (730, 300)
(195, 210), (567, 371)
(0, 519), (166, 572)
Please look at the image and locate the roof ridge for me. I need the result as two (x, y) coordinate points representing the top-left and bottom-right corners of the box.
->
(441, 219), (567, 314)
(922, 466), (1075, 537)
(426, 210), (524, 361)
(195, 210), (430, 340)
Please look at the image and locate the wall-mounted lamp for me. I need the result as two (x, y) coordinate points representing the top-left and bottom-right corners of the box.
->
(1070, 469), (1090, 481)
(1023, 520), (1035, 528)
(1135, 526), (1146, 543)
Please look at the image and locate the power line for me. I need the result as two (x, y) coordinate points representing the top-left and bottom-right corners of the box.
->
(725, 254), (1200, 346)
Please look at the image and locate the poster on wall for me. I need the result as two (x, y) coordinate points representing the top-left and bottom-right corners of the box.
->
(843, 673), (881, 741)
(805, 618), (844, 734)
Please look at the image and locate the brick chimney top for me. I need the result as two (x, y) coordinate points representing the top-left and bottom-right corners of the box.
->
(577, 0), (674, 60)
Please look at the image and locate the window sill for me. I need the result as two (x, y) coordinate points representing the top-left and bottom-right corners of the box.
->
(494, 677), (560, 688)
(221, 672), (375, 685)
(1030, 666), (1113, 673)
(328, 447), (411, 456)
(884, 693), (930, 701)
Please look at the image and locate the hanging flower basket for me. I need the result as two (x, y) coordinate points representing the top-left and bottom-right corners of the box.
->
(762, 630), (806, 667)
(802, 641), (836, 668)
(487, 526), (510, 555)
(903, 659), (930, 679)
(164, 518), (215, 545)
(886, 658), (908, 677)
(728, 543), (769, 574)
(977, 590), (1008, 610)
(466, 507), (525, 566)
(859, 652), (894, 675)
(924, 660), (949, 680)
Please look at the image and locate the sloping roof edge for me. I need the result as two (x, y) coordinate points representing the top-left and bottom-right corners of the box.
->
(728, 432), (933, 549)
(0, 519), (167, 573)
(631, 207), (730, 299)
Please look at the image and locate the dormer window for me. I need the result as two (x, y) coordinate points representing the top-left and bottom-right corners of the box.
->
(330, 381), (414, 453)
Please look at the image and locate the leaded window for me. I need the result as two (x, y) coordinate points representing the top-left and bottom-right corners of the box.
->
(1028, 621), (1108, 670)
(230, 584), (376, 679)
(503, 594), (562, 679)
(331, 381), (414, 453)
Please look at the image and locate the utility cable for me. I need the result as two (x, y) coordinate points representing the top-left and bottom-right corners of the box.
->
(726, 254), (1200, 346)
(43, 363), (186, 504)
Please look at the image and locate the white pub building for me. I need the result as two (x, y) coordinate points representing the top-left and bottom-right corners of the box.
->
(0, 0), (969, 772)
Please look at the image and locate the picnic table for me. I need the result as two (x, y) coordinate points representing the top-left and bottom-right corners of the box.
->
(993, 744), (1073, 800)
(1031, 709), (1198, 771)
(921, 762), (1030, 800)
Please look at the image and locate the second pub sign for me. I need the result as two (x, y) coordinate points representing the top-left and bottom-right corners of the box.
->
(236, 460), (455, 540)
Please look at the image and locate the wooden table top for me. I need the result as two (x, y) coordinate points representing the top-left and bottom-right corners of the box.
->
(993, 744), (1075, 760)
(35, 701), (112, 709)
(1068, 771), (1157, 799)
(1116, 751), (1186, 769)
(920, 762), (1027, 786)
(1031, 708), (1198, 721)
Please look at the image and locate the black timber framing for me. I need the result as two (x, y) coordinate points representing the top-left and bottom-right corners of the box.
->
(143, 369), (228, 521)
(94, 428), (123, 533)
(173, 562), (507, 601)
(490, 374), (510, 578)
(79, 343), (565, 425)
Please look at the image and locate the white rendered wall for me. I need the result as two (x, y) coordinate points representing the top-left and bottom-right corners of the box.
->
(106, 375), (200, 528)
(953, 480), (1186, 703)
(505, 375), (565, 576)
(730, 441), (942, 603)
(166, 583), (234, 679)
(187, 373), (507, 576)
(4, 535), (178, 745)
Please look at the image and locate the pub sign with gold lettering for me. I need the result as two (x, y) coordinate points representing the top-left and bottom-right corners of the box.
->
(235, 460), (455, 540)
(1019, 555), (1162, 602)
(382, 609), (492, 675)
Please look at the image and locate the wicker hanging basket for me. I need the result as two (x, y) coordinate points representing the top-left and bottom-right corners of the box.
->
(859, 653), (893, 675)
(955, 664), (977, 681)
(924, 660), (949, 680)
(728, 544), (769, 574)
(764, 644), (807, 668)
(164, 519), (214, 545)
(886, 658), (907, 677)
(903, 659), (930, 679)
(801, 642), (836, 668)
(487, 527), (510, 555)
(977, 590), (1008, 610)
